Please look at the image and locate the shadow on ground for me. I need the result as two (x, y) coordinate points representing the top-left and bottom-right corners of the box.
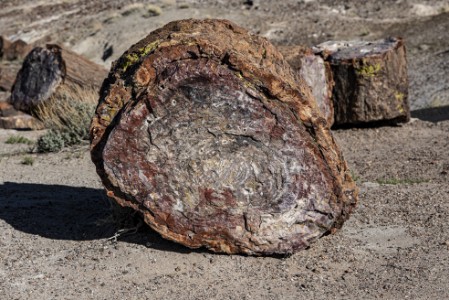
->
(411, 105), (449, 122)
(0, 182), (197, 253)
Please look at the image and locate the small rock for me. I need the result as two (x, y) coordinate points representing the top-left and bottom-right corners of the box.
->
(418, 44), (430, 51)
(362, 182), (380, 188)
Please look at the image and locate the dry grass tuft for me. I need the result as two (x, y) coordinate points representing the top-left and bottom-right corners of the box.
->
(143, 4), (162, 17)
(32, 83), (97, 129)
(5, 135), (34, 145)
(33, 84), (98, 152)
(21, 156), (34, 165)
(121, 3), (145, 16)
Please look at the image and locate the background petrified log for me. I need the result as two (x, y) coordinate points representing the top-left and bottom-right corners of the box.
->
(5, 39), (32, 61)
(0, 37), (44, 130)
(91, 19), (358, 255)
(0, 38), (33, 61)
(10, 44), (107, 113)
(0, 102), (44, 130)
(279, 45), (334, 125)
(314, 37), (410, 126)
(0, 36), (12, 59)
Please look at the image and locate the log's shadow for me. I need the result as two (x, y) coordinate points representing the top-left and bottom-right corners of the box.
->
(411, 105), (449, 122)
(0, 182), (112, 240)
(0, 182), (197, 254)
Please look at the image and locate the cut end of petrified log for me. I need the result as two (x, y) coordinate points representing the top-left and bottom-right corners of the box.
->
(314, 37), (410, 126)
(10, 44), (107, 114)
(91, 19), (358, 255)
(10, 45), (65, 112)
(314, 38), (400, 61)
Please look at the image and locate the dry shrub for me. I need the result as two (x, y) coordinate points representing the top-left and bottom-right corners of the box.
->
(33, 84), (98, 152)
(143, 4), (162, 17)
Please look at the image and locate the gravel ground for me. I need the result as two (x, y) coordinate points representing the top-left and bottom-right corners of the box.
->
(1, 1), (448, 299)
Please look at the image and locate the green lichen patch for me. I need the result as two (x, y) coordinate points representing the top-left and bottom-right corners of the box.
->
(121, 40), (160, 72)
(395, 92), (405, 113)
(356, 62), (381, 77)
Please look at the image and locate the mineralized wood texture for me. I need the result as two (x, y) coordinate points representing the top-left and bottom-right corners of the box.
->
(0, 36), (12, 59)
(314, 37), (410, 126)
(10, 44), (107, 112)
(2, 38), (32, 61)
(279, 45), (334, 125)
(91, 19), (358, 255)
(0, 101), (44, 129)
(0, 62), (20, 92)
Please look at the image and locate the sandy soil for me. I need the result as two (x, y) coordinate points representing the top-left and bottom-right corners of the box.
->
(1, 1), (449, 299)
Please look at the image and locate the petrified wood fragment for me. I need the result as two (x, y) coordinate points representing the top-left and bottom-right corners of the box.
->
(279, 45), (334, 125)
(0, 102), (44, 130)
(314, 37), (410, 126)
(3, 39), (32, 61)
(0, 36), (12, 59)
(0, 62), (22, 92)
(10, 44), (107, 113)
(91, 19), (358, 255)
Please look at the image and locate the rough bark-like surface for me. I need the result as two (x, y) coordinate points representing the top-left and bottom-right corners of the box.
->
(91, 19), (358, 255)
(314, 37), (410, 126)
(279, 45), (334, 125)
(10, 44), (107, 112)
(3, 39), (32, 61)
(0, 36), (12, 59)
(0, 62), (21, 92)
(0, 103), (44, 130)
(0, 40), (44, 129)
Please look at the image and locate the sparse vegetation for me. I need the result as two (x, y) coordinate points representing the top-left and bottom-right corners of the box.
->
(121, 3), (145, 16)
(103, 12), (121, 24)
(32, 84), (97, 153)
(143, 4), (162, 17)
(350, 170), (360, 182)
(36, 130), (66, 152)
(359, 29), (370, 37)
(21, 156), (34, 166)
(376, 177), (430, 185)
(5, 135), (34, 145)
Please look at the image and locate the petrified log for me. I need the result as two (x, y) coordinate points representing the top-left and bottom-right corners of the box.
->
(0, 36), (12, 59)
(91, 19), (358, 255)
(3, 39), (32, 61)
(314, 37), (410, 126)
(279, 45), (334, 125)
(10, 44), (108, 113)
(0, 62), (22, 92)
(0, 102), (44, 129)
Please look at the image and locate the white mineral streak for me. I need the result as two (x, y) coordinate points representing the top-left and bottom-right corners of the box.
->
(101, 57), (337, 250)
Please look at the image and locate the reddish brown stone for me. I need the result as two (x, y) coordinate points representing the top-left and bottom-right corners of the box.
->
(0, 62), (22, 92)
(0, 36), (12, 59)
(314, 37), (410, 126)
(91, 19), (358, 255)
(3, 39), (32, 61)
(0, 102), (44, 129)
(279, 45), (334, 126)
